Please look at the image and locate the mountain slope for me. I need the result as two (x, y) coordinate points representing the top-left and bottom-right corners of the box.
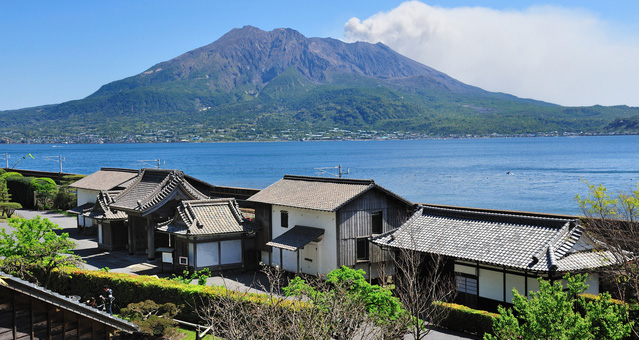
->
(1, 26), (638, 142)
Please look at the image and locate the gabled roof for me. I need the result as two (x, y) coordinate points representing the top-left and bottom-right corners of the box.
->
(0, 271), (138, 333)
(157, 198), (255, 235)
(69, 168), (138, 191)
(85, 190), (128, 221)
(109, 169), (208, 215)
(247, 175), (412, 212)
(372, 205), (617, 273)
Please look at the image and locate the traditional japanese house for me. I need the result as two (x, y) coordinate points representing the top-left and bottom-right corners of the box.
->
(247, 175), (414, 279)
(0, 272), (138, 339)
(372, 205), (618, 310)
(107, 169), (209, 260)
(156, 198), (258, 272)
(68, 168), (137, 229)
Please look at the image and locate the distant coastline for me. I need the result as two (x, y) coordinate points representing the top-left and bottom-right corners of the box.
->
(1, 131), (637, 145)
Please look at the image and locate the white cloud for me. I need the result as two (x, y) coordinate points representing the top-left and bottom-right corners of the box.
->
(344, 1), (639, 107)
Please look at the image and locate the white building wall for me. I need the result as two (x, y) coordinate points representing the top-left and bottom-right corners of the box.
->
(479, 268), (503, 301)
(76, 188), (98, 206)
(506, 273), (526, 303)
(270, 205), (336, 275)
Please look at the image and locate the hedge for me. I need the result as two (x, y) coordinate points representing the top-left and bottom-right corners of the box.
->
(434, 301), (499, 336)
(46, 269), (302, 323)
(6, 176), (36, 208)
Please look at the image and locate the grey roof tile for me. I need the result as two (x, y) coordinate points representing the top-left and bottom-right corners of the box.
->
(69, 168), (138, 191)
(157, 198), (254, 236)
(247, 175), (410, 211)
(373, 205), (617, 273)
(110, 169), (208, 215)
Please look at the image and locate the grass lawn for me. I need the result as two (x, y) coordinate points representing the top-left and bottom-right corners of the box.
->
(176, 328), (220, 340)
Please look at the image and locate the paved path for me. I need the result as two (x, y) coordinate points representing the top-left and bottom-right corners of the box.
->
(2, 210), (480, 339)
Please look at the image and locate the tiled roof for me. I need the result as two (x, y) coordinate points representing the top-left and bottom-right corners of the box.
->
(109, 169), (208, 215)
(157, 198), (255, 235)
(247, 175), (410, 212)
(85, 190), (128, 221)
(69, 168), (138, 191)
(373, 206), (617, 273)
(67, 202), (94, 215)
(267, 225), (325, 251)
(0, 271), (138, 333)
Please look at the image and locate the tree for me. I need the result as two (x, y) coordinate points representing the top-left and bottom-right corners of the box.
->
(196, 265), (408, 340)
(485, 274), (631, 340)
(30, 177), (58, 210)
(120, 300), (181, 338)
(0, 216), (83, 288)
(577, 182), (639, 337)
(389, 249), (457, 339)
(0, 176), (22, 218)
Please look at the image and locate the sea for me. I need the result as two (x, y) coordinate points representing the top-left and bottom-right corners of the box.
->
(1, 135), (638, 216)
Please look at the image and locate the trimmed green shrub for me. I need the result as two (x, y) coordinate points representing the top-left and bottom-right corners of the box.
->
(46, 269), (302, 324)
(1, 172), (22, 180)
(434, 301), (498, 336)
(6, 176), (36, 208)
(0, 202), (22, 217)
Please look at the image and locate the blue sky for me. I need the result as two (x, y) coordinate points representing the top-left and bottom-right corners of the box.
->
(1, 1), (638, 110)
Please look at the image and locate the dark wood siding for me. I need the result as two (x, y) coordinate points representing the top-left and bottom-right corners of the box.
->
(338, 189), (411, 268)
(253, 203), (272, 252)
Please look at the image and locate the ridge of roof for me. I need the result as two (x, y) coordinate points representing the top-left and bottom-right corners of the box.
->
(110, 169), (208, 214)
(421, 205), (575, 228)
(99, 167), (140, 173)
(283, 174), (375, 185)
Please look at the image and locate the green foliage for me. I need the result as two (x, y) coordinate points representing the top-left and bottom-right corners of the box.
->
(0, 177), (10, 203)
(484, 274), (632, 340)
(10, 153), (34, 169)
(0, 172), (22, 180)
(433, 302), (498, 336)
(120, 300), (180, 337)
(45, 268), (301, 324)
(30, 177), (59, 210)
(52, 186), (76, 210)
(0, 202), (22, 218)
(577, 182), (639, 221)
(284, 266), (406, 327)
(0, 216), (82, 288)
(5, 176), (36, 208)
(169, 268), (211, 285)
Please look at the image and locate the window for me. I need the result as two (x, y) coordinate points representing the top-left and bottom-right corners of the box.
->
(281, 211), (288, 228)
(456, 274), (478, 295)
(371, 211), (383, 234)
(356, 238), (369, 261)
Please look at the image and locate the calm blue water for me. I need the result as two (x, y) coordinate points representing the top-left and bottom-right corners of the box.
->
(2, 136), (638, 215)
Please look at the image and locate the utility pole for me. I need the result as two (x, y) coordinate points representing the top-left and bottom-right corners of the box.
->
(314, 164), (350, 178)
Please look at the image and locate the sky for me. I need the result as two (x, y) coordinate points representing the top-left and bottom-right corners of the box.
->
(1, 1), (638, 111)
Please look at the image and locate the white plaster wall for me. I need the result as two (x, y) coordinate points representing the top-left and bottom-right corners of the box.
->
(479, 268), (503, 301)
(506, 273), (526, 303)
(270, 205), (336, 275)
(196, 242), (219, 267)
(454, 264), (477, 276)
(585, 273), (599, 295)
(527, 276), (540, 294)
(76, 188), (98, 206)
(221, 240), (242, 264)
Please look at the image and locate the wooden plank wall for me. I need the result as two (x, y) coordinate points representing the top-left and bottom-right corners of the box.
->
(338, 189), (411, 268)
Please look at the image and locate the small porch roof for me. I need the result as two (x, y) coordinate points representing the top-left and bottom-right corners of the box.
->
(267, 225), (324, 252)
(67, 202), (94, 215)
